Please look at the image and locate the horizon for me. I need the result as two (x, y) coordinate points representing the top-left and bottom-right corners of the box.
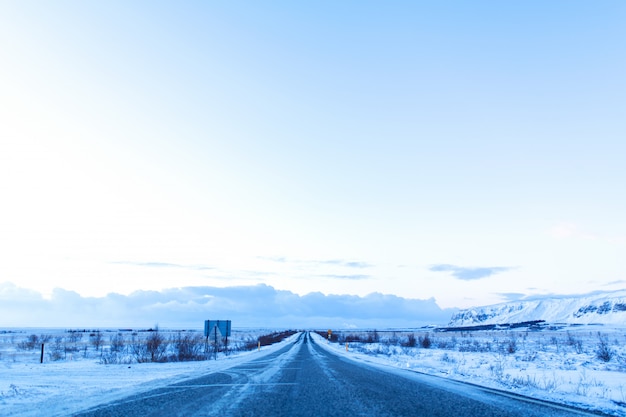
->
(1, 1), (625, 327)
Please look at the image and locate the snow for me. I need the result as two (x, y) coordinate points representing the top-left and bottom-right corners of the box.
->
(311, 328), (626, 417)
(0, 329), (298, 416)
(450, 290), (626, 326)
(2, 327), (626, 416)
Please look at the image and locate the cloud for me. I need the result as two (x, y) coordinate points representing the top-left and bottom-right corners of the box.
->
(112, 261), (214, 271)
(261, 257), (373, 269)
(259, 256), (287, 263)
(548, 223), (626, 244)
(320, 260), (372, 269)
(496, 292), (526, 302)
(0, 282), (455, 329)
(430, 264), (513, 280)
(320, 274), (370, 280)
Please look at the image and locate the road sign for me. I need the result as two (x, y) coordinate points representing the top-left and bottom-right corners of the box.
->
(204, 320), (231, 337)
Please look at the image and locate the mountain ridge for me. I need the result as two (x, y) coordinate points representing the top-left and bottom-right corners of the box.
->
(448, 289), (626, 327)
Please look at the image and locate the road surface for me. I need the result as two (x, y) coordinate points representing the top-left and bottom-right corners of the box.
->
(77, 332), (601, 416)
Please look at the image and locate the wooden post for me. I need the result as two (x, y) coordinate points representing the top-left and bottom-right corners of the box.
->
(40, 343), (44, 363)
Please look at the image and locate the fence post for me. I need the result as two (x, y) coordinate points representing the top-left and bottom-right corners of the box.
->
(40, 343), (45, 363)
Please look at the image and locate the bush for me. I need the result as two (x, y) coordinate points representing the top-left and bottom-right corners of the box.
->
(17, 334), (39, 350)
(100, 349), (133, 365)
(419, 333), (432, 349)
(90, 331), (104, 351)
(507, 339), (517, 354)
(130, 329), (168, 363)
(566, 331), (584, 354)
(366, 330), (380, 344)
(48, 337), (65, 361)
(172, 332), (204, 361)
(258, 330), (297, 347)
(595, 333), (614, 362)
(337, 333), (362, 343)
(146, 329), (168, 362)
(402, 334), (417, 348)
(67, 331), (84, 344)
(110, 334), (126, 353)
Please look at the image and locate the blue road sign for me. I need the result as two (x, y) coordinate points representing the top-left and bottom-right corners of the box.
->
(204, 320), (231, 337)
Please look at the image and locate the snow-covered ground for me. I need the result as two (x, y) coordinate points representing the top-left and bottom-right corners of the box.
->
(450, 290), (626, 326)
(0, 328), (296, 416)
(2, 326), (626, 416)
(313, 326), (626, 417)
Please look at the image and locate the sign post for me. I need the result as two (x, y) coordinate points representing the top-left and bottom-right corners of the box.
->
(204, 320), (232, 360)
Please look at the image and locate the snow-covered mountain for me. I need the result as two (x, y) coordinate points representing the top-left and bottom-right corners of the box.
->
(449, 290), (626, 327)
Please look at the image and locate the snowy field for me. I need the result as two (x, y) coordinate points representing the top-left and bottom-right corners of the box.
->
(315, 325), (626, 416)
(1, 326), (626, 416)
(0, 328), (294, 416)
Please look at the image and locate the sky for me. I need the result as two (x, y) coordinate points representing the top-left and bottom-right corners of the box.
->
(1, 1), (625, 328)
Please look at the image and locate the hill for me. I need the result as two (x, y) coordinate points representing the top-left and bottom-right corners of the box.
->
(448, 290), (626, 327)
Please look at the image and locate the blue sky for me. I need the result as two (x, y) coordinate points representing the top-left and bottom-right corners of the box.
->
(1, 1), (625, 327)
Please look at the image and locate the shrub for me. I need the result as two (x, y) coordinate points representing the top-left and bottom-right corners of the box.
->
(387, 332), (399, 346)
(419, 333), (432, 349)
(67, 331), (84, 344)
(90, 331), (104, 351)
(338, 333), (363, 343)
(48, 337), (65, 361)
(366, 330), (380, 344)
(258, 330), (297, 347)
(172, 332), (204, 361)
(110, 334), (126, 353)
(402, 334), (417, 348)
(17, 334), (39, 350)
(566, 332), (584, 354)
(507, 339), (517, 354)
(130, 335), (147, 362)
(595, 333), (614, 362)
(146, 329), (168, 362)
(100, 347), (133, 364)
(130, 329), (168, 363)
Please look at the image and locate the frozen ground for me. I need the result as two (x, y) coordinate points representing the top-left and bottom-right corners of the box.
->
(314, 326), (626, 416)
(1, 326), (625, 416)
(0, 328), (295, 416)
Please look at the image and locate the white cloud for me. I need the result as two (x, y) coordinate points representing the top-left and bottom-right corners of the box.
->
(549, 223), (626, 244)
(0, 282), (455, 329)
(429, 264), (514, 281)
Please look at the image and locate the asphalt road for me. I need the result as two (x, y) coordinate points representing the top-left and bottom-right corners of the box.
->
(76, 332), (601, 417)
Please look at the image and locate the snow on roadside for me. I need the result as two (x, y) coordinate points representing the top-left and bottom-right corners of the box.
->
(311, 330), (626, 417)
(3, 328), (625, 417)
(0, 332), (299, 417)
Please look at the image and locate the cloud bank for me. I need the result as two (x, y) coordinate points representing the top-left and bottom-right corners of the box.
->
(0, 282), (455, 329)
(430, 264), (513, 280)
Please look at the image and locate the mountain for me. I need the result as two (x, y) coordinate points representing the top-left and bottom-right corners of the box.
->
(448, 290), (626, 327)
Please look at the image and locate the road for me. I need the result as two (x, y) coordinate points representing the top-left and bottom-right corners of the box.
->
(76, 332), (600, 417)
